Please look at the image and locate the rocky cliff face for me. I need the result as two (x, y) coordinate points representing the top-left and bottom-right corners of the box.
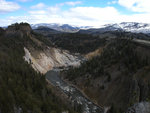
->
(24, 47), (82, 74)
(5, 23), (32, 38)
(0, 27), (5, 35)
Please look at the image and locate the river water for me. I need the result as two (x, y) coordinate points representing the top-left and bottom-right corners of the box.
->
(46, 70), (104, 113)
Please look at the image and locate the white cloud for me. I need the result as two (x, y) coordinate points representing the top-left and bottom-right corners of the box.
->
(30, 1), (82, 10)
(108, 1), (117, 5)
(46, 1), (82, 13)
(17, 0), (32, 2)
(55, 1), (82, 7)
(29, 10), (46, 15)
(0, 6), (125, 26)
(28, 6), (120, 26)
(120, 13), (150, 23)
(31, 3), (46, 9)
(1, 5), (150, 27)
(0, 0), (20, 13)
(60, 7), (120, 26)
(118, 0), (150, 12)
(65, 1), (82, 6)
(47, 6), (60, 14)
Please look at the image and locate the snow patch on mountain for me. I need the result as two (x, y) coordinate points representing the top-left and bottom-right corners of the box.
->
(102, 22), (150, 34)
(31, 22), (150, 34)
(31, 23), (92, 32)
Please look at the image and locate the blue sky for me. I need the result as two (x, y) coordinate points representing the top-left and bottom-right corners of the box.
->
(0, 0), (150, 26)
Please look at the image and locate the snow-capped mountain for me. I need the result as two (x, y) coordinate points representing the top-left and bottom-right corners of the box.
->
(78, 22), (150, 35)
(31, 23), (78, 32)
(31, 22), (150, 34)
(31, 23), (60, 29)
(101, 22), (150, 34)
(31, 23), (92, 33)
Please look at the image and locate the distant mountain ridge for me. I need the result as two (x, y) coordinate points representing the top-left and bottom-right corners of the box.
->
(79, 22), (150, 35)
(31, 22), (150, 34)
(103, 22), (150, 34)
(31, 23), (91, 33)
(1, 22), (149, 34)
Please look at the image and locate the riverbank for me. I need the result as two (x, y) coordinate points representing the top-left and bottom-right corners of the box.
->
(46, 70), (104, 113)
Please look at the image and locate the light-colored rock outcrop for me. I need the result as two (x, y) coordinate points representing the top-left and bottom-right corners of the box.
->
(126, 102), (150, 113)
(24, 47), (82, 74)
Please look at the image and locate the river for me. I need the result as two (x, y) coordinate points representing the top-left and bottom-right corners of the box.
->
(46, 69), (104, 113)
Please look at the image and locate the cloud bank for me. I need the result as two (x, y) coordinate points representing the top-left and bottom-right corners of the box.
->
(0, 0), (20, 13)
(0, 0), (150, 26)
(118, 0), (150, 13)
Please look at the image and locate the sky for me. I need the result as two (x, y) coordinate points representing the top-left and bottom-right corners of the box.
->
(0, 0), (150, 26)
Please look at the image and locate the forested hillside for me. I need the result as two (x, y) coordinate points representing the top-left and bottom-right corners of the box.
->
(49, 33), (106, 54)
(35, 27), (150, 55)
(34, 27), (107, 54)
